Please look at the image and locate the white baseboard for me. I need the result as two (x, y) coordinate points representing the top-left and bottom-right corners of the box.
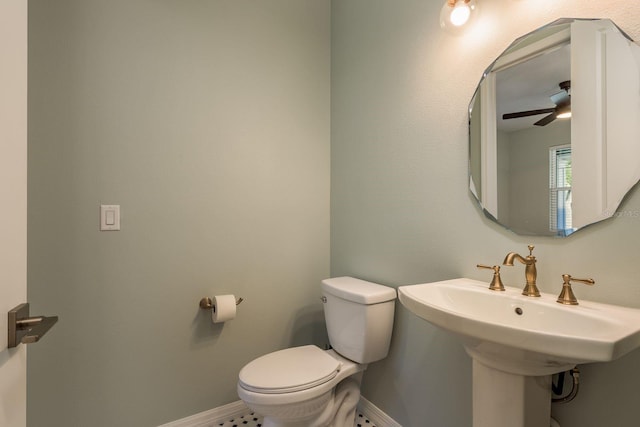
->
(157, 400), (249, 427)
(357, 397), (402, 427)
(158, 397), (401, 427)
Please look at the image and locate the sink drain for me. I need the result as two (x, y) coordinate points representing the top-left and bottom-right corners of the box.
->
(515, 307), (523, 315)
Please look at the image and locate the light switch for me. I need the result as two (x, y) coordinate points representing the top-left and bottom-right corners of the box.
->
(100, 205), (120, 231)
(105, 210), (115, 226)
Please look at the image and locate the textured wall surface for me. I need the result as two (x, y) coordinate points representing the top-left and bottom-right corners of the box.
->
(331, 1), (640, 426)
(27, 1), (640, 426)
(27, 1), (330, 426)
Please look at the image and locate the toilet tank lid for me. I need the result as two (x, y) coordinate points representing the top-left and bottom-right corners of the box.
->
(321, 276), (397, 304)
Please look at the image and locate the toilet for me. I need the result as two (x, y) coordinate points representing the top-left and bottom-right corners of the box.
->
(237, 276), (397, 427)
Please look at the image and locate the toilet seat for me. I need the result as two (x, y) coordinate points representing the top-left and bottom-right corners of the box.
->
(238, 345), (341, 394)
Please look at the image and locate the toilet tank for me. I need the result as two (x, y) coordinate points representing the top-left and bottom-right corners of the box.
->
(321, 277), (397, 364)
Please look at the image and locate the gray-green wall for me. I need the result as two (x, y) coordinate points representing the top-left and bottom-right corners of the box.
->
(504, 120), (570, 236)
(27, 1), (640, 427)
(27, 1), (329, 426)
(331, 1), (640, 426)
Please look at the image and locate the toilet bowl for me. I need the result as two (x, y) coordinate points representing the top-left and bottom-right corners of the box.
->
(237, 277), (397, 427)
(238, 346), (364, 427)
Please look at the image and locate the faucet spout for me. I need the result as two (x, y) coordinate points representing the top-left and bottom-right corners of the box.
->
(503, 245), (540, 297)
(503, 252), (527, 266)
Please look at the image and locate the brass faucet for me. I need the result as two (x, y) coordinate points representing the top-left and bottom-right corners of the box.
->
(476, 264), (505, 291)
(557, 274), (595, 305)
(503, 245), (540, 297)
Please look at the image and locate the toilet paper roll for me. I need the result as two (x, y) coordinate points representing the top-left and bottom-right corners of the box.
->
(212, 295), (237, 323)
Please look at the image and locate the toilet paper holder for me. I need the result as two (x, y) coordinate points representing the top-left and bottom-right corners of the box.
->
(199, 296), (243, 310)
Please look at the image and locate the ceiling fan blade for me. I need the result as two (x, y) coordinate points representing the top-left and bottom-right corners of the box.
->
(534, 112), (557, 126)
(503, 108), (555, 120)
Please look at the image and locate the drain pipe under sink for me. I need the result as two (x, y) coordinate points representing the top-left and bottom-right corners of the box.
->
(549, 367), (582, 427)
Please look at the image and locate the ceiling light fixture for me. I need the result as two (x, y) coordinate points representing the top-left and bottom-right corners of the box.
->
(440, 0), (478, 32)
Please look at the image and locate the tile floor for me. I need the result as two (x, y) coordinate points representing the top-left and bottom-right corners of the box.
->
(215, 410), (377, 427)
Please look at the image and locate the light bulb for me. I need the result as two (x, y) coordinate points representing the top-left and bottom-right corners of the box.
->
(440, 0), (478, 34)
(450, 2), (471, 26)
(556, 101), (571, 119)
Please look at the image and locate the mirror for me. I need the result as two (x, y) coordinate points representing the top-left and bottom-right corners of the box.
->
(469, 18), (640, 236)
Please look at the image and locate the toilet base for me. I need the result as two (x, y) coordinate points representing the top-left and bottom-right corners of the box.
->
(324, 377), (361, 427)
(259, 375), (362, 427)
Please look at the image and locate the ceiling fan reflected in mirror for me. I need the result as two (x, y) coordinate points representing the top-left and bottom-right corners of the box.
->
(502, 81), (571, 126)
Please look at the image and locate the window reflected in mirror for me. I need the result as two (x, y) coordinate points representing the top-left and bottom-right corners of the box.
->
(549, 145), (574, 237)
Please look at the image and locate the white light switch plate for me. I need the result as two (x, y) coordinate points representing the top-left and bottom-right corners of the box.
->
(100, 205), (120, 231)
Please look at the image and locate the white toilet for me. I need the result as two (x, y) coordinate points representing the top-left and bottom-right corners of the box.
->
(237, 276), (397, 427)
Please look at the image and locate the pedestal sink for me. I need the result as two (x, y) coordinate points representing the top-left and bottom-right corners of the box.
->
(398, 278), (640, 427)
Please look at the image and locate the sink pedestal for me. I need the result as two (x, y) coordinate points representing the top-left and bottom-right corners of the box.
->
(473, 360), (551, 427)
(399, 278), (640, 427)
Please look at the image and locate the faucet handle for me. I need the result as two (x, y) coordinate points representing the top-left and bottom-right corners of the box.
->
(477, 264), (506, 291)
(527, 245), (535, 256)
(557, 274), (595, 305)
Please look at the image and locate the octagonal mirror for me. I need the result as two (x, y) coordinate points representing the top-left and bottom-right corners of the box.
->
(469, 18), (640, 236)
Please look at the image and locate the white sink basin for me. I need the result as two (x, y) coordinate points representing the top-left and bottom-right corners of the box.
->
(398, 278), (640, 376)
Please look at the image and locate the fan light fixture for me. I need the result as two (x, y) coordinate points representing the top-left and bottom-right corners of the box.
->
(502, 81), (572, 127)
(440, 0), (477, 31)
